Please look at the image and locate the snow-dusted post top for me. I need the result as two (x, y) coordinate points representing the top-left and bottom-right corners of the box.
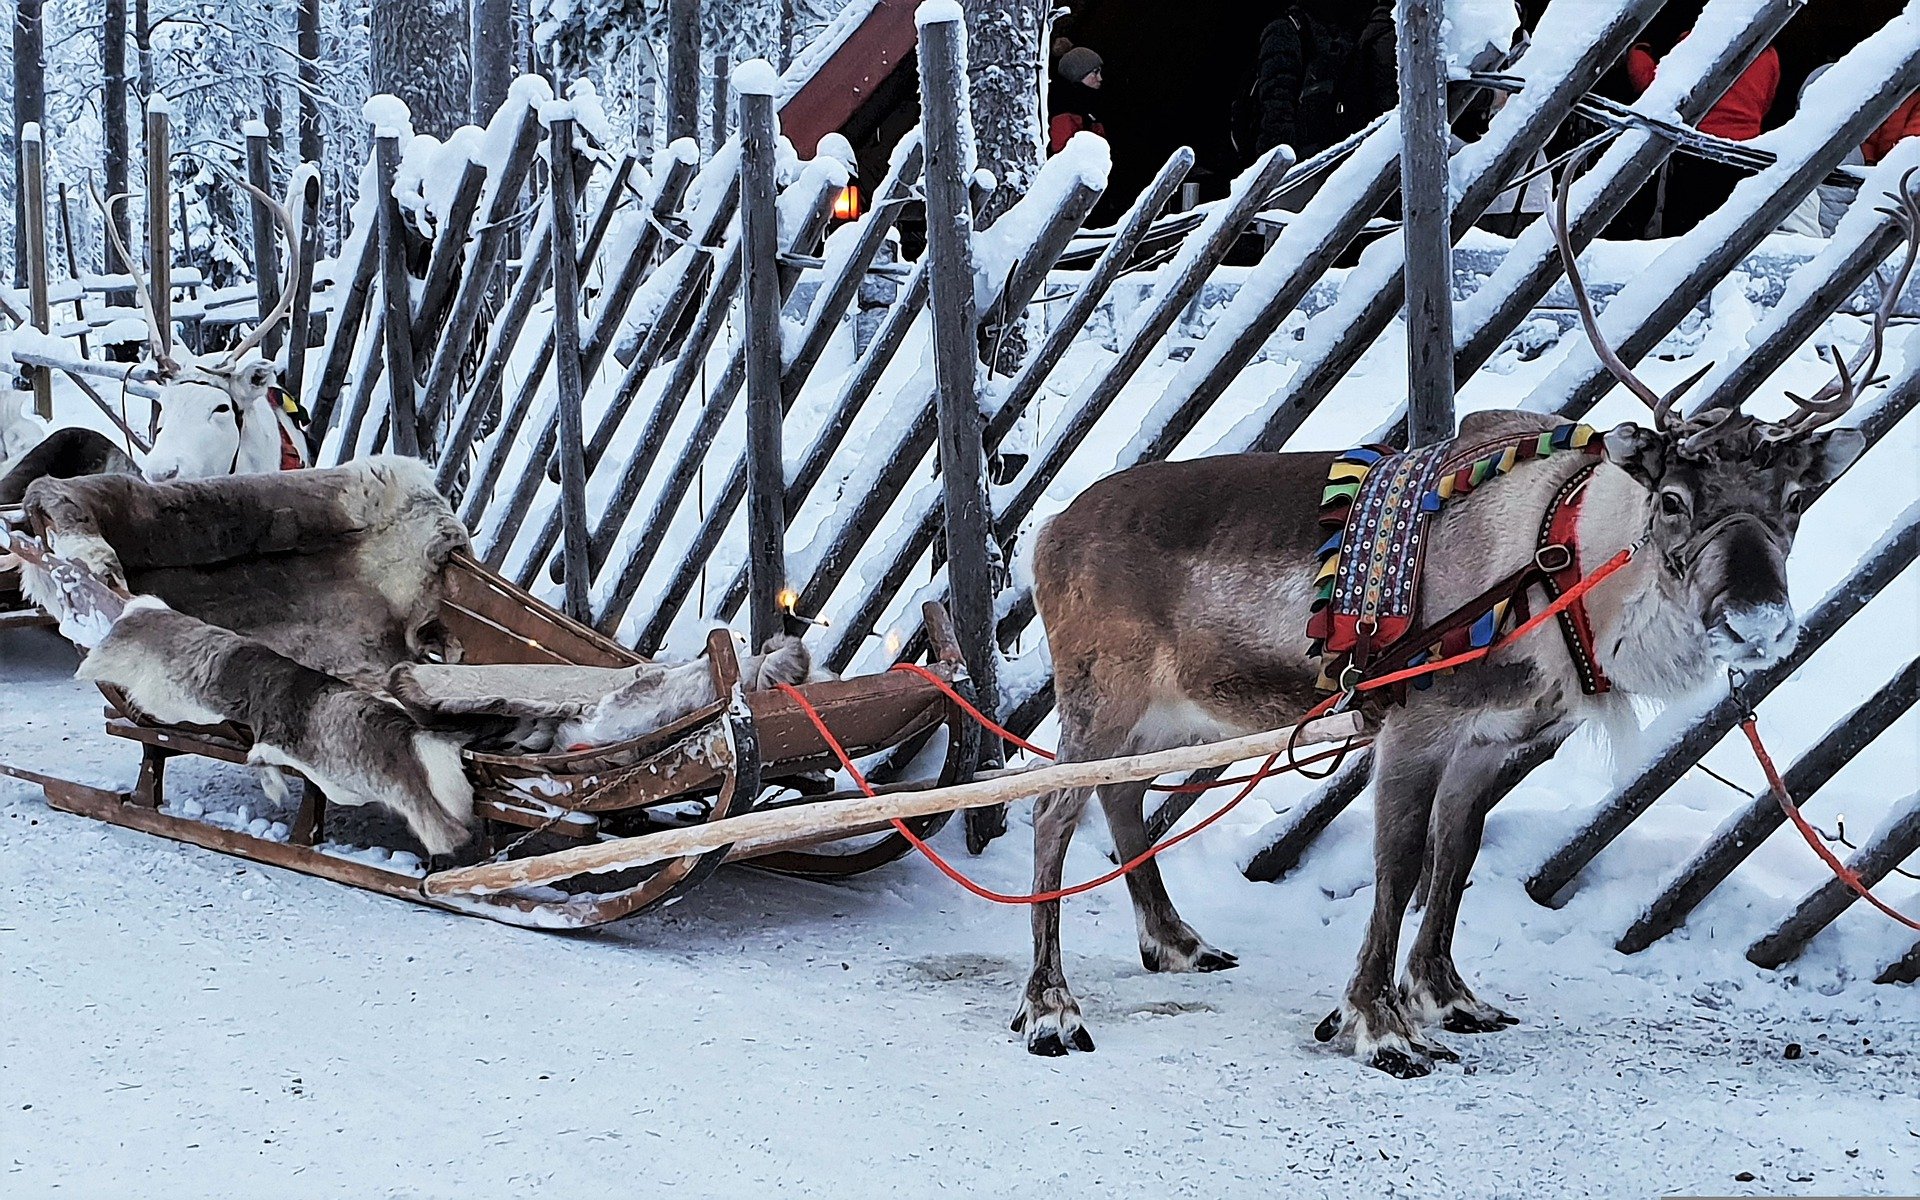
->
(1399, 0), (1456, 446)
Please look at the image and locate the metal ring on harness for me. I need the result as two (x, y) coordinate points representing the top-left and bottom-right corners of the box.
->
(1534, 543), (1573, 573)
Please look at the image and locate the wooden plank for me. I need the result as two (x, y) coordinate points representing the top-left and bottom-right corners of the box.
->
(424, 711), (1364, 896)
(738, 83), (786, 646)
(407, 155), (488, 353)
(373, 132), (419, 457)
(547, 117), (592, 623)
(1397, 0), (1455, 447)
(145, 100), (173, 359)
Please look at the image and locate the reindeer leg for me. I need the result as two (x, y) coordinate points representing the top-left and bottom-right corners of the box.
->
(1097, 777), (1237, 974)
(1330, 724), (1449, 1078)
(1013, 784), (1094, 1056)
(1405, 732), (1565, 1035)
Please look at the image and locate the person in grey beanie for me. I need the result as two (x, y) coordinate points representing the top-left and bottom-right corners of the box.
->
(1050, 46), (1106, 154)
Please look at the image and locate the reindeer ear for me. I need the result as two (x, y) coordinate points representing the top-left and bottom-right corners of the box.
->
(1798, 427), (1866, 486)
(1603, 422), (1666, 488)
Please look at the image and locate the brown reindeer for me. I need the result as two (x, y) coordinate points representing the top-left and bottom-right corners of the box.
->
(1017, 168), (1915, 1073)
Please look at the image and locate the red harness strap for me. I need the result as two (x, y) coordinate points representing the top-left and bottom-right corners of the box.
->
(1537, 462), (1612, 695)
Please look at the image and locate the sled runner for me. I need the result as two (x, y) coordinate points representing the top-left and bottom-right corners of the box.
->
(3, 460), (979, 929)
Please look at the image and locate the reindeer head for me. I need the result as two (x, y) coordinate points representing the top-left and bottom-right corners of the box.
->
(96, 166), (314, 482)
(1550, 164), (1914, 669)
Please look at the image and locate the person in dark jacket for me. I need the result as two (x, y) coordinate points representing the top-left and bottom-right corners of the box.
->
(1237, 0), (1395, 165)
(1049, 46), (1107, 155)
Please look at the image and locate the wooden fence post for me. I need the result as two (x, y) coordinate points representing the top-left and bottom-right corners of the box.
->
(284, 169), (323, 411)
(373, 130), (419, 458)
(1616, 657), (1919, 955)
(666, 0), (701, 146)
(738, 72), (787, 647)
(145, 97), (173, 360)
(244, 122), (284, 361)
(21, 123), (54, 419)
(1398, 0), (1455, 447)
(547, 114), (592, 621)
(918, 9), (1001, 786)
(55, 183), (92, 358)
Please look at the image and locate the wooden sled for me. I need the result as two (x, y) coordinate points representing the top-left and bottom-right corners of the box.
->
(7, 525), (981, 930)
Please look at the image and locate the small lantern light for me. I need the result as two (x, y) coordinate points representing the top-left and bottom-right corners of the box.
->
(832, 183), (863, 221)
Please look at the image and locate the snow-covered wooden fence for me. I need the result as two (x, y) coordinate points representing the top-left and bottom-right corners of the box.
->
(5, 0), (1914, 977)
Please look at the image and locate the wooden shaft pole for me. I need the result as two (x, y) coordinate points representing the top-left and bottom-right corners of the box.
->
(423, 711), (1364, 897)
(1397, 0), (1455, 447)
(1747, 792), (1920, 969)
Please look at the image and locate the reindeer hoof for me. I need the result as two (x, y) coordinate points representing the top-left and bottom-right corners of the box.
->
(1370, 1046), (1433, 1079)
(1416, 1038), (1460, 1064)
(1141, 935), (1238, 974)
(1314, 1009), (1343, 1042)
(1013, 988), (1094, 1056)
(965, 804), (1008, 855)
(1443, 1007), (1519, 1035)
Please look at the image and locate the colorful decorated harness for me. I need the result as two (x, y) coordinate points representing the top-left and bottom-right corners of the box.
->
(1307, 423), (1612, 700)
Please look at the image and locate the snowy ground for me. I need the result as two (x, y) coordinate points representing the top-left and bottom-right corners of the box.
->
(3, 616), (1914, 1198)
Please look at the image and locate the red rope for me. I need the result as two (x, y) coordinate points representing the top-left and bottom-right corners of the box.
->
(774, 678), (1355, 905)
(1739, 716), (1920, 931)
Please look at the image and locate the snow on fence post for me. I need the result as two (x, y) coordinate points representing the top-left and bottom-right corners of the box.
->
(284, 168), (323, 411)
(546, 111), (593, 622)
(416, 94), (545, 440)
(918, 4), (1002, 783)
(144, 98), (173, 362)
(1615, 658), (1919, 956)
(21, 123), (54, 420)
(407, 157), (488, 353)
(738, 66), (788, 647)
(244, 123), (285, 363)
(1747, 792), (1920, 969)
(1526, 501), (1920, 907)
(1540, 13), (1920, 421)
(372, 127), (420, 458)
(1397, 0), (1454, 447)
(1449, 0), (1801, 388)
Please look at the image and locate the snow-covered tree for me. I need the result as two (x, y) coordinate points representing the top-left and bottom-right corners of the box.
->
(372, 0), (471, 140)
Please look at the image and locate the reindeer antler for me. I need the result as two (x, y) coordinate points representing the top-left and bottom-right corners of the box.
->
(91, 184), (180, 378)
(1775, 166), (1920, 436)
(1549, 153), (1706, 431)
(220, 163), (317, 370)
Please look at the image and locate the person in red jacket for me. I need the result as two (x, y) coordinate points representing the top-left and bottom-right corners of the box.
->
(1049, 46), (1106, 155)
(1628, 38), (1781, 236)
(1864, 91), (1920, 165)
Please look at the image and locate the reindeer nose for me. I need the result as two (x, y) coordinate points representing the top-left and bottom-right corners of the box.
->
(1715, 603), (1798, 668)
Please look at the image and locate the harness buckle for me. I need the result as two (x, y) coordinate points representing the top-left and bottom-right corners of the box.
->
(1534, 543), (1573, 574)
(1337, 661), (1367, 694)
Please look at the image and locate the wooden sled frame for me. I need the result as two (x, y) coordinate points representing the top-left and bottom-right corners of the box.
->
(6, 534), (981, 930)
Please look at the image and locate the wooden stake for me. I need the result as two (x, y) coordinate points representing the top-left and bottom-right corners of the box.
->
(55, 182), (92, 358)
(284, 168), (322, 412)
(1397, 0), (1455, 447)
(144, 98), (172, 358)
(423, 711), (1364, 897)
(245, 124), (284, 361)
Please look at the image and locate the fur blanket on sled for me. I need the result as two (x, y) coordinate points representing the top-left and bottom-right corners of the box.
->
(20, 458), (810, 856)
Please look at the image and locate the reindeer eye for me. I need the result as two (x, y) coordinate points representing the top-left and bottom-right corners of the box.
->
(212, 404), (232, 414)
(1659, 491), (1687, 516)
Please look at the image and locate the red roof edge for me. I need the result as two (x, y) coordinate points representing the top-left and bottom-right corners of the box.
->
(779, 0), (922, 158)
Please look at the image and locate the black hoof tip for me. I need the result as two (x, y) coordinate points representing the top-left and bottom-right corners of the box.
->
(1371, 1047), (1432, 1079)
(1314, 1010), (1343, 1042)
(964, 805), (1008, 856)
(1009, 1011), (1026, 1033)
(1072, 1026), (1096, 1053)
(1418, 1040), (1460, 1064)
(1443, 1009), (1518, 1035)
(1028, 1034), (1069, 1057)
(1194, 948), (1240, 973)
